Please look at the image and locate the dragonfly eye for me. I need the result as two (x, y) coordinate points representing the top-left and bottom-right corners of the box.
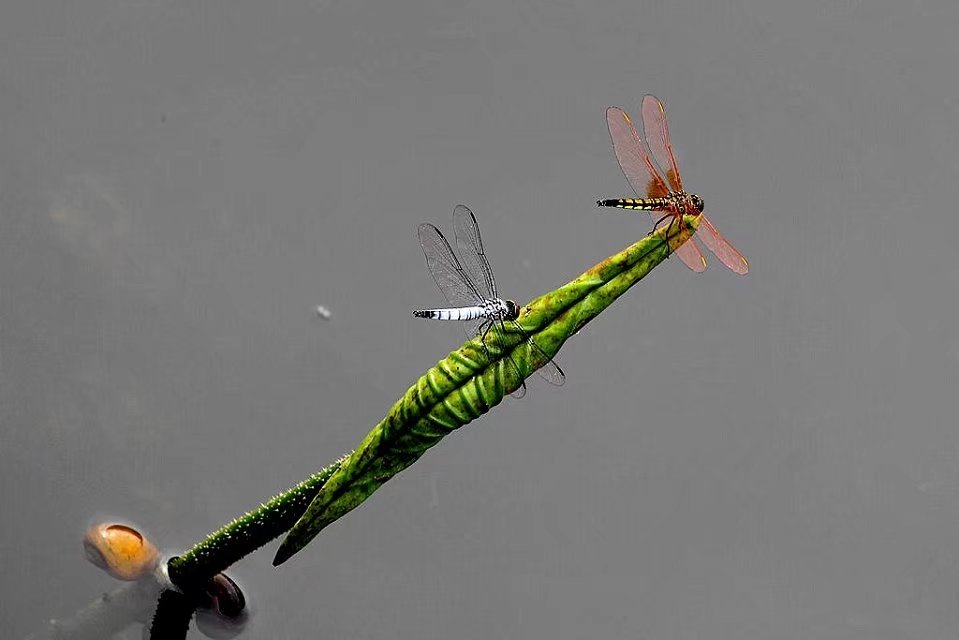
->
(505, 300), (520, 319)
(691, 195), (704, 212)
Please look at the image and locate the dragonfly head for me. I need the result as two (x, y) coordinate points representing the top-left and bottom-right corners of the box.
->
(504, 300), (520, 320)
(690, 194), (704, 213)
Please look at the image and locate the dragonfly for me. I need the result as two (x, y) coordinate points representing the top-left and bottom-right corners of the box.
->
(412, 205), (566, 398)
(597, 94), (749, 275)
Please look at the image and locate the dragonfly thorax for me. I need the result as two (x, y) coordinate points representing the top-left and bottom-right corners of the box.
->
(484, 298), (520, 321)
(667, 191), (704, 216)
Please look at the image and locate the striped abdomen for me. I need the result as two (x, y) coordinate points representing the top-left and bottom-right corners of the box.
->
(596, 197), (670, 211)
(413, 306), (486, 321)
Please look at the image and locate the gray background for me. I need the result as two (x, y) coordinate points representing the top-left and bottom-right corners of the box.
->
(3, 0), (959, 638)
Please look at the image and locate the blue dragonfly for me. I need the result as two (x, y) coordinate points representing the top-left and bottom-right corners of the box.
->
(412, 205), (566, 398)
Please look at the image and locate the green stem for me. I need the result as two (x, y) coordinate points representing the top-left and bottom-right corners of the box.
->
(162, 217), (697, 580)
(167, 454), (349, 589)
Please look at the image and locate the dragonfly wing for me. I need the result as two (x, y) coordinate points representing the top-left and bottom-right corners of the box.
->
(533, 354), (566, 387)
(452, 205), (496, 299)
(641, 95), (684, 193)
(462, 316), (491, 343)
(697, 214), (749, 275)
(509, 320), (566, 387)
(654, 216), (707, 272)
(417, 223), (485, 308)
(674, 239), (708, 273)
(606, 106), (670, 198)
(483, 320), (527, 398)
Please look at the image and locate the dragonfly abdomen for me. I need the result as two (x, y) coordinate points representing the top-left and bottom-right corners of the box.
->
(413, 306), (486, 321)
(597, 197), (669, 211)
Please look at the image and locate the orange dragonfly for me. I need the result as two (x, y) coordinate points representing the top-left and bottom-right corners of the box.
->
(597, 95), (748, 275)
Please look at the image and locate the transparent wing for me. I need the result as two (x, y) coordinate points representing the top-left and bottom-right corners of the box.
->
(417, 223), (485, 308)
(654, 216), (707, 272)
(479, 320), (527, 398)
(641, 95), (684, 193)
(458, 312), (490, 342)
(509, 320), (566, 387)
(696, 214), (749, 275)
(674, 238), (708, 273)
(654, 216), (707, 273)
(452, 205), (496, 299)
(606, 106), (671, 199)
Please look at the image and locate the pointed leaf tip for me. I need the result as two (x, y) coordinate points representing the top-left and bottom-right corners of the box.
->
(272, 538), (296, 566)
(273, 507), (327, 565)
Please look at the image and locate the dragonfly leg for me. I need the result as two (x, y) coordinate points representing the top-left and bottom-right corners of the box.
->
(478, 320), (494, 358)
(653, 213), (675, 259)
(499, 318), (527, 398)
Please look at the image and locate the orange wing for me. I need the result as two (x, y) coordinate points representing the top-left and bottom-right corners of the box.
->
(696, 214), (749, 275)
(606, 106), (670, 198)
(674, 236), (708, 272)
(654, 216), (707, 273)
(643, 96), (749, 275)
(641, 95), (684, 193)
